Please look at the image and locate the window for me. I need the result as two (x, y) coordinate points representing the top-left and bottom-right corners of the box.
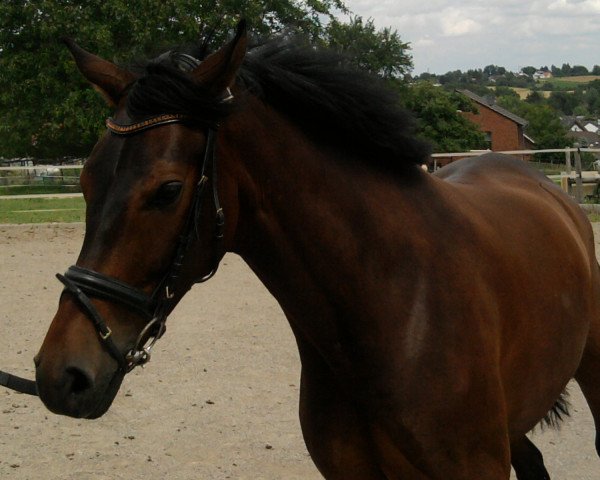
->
(484, 131), (492, 148)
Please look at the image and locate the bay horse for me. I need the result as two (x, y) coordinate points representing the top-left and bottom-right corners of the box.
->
(34, 21), (600, 479)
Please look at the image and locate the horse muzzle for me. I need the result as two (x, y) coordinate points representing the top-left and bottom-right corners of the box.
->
(35, 355), (124, 419)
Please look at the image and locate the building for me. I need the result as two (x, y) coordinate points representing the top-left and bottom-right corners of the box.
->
(533, 71), (553, 80)
(562, 117), (600, 148)
(430, 90), (531, 169)
(457, 89), (529, 152)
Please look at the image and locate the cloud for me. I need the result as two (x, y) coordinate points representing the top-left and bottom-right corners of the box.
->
(548, 0), (600, 13)
(414, 36), (435, 47)
(439, 8), (482, 36)
(340, 0), (600, 73)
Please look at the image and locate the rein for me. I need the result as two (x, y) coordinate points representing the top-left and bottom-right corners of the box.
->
(0, 111), (226, 396)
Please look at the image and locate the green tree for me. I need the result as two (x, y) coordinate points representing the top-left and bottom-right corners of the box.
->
(497, 95), (569, 149)
(494, 86), (519, 99)
(571, 65), (589, 76)
(548, 91), (582, 115)
(525, 91), (544, 104)
(402, 82), (486, 152)
(325, 17), (412, 80)
(483, 65), (506, 77)
(561, 63), (572, 76)
(521, 66), (536, 76)
(1, 0), (361, 158)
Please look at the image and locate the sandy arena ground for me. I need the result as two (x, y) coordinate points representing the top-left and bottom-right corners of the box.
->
(1, 222), (600, 479)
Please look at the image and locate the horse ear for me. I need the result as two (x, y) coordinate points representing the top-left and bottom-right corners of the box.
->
(192, 20), (248, 94)
(62, 38), (136, 107)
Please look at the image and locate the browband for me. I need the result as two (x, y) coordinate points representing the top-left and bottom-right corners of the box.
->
(106, 114), (193, 136)
(106, 88), (234, 136)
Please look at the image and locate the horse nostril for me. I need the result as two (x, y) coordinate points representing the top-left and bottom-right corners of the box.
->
(65, 366), (94, 395)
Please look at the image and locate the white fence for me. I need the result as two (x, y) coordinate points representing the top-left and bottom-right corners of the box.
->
(431, 147), (600, 170)
(431, 147), (600, 203)
(0, 164), (84, 198)
(2, 148), (600, 201)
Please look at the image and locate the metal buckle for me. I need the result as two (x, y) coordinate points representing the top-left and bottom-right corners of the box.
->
(222, 88), (234, 103)
(100, 327), (112, 341)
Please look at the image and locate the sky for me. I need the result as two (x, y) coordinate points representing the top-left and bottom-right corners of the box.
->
(340, 0), (600, 75)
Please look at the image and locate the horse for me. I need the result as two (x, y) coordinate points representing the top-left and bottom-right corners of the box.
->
(34, 21), (600, 479)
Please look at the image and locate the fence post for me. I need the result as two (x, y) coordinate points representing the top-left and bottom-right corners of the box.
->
(574, 143), (583, 204)
(565, 147), (572, 173)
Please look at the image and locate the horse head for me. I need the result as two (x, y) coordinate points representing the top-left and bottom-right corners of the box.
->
(35, 22), (248, 419)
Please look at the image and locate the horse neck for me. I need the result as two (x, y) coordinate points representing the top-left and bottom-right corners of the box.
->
(219, 99), (429, 357)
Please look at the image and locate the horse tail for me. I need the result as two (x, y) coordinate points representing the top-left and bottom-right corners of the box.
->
(539, 389), (570, 430)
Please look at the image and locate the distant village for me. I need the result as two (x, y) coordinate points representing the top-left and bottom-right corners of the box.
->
(414, 63), (600, 158)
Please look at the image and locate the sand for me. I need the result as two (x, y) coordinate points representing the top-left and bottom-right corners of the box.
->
(1, 223), (600, 479)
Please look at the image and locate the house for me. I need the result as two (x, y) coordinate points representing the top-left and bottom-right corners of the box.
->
(457, 89), (530, 152)
(429, 90), (531, 169)
(562, 117), (585, 132)
(567, 130), (600, 149)
(561, 117), (600, 148)
(533, 71), (553, 80)
(584, 121), (599, 134)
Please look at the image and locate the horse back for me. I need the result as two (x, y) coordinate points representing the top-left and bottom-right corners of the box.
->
(434, 153), (592, 250)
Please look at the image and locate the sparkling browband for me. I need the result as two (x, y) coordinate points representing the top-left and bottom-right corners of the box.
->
(106, 114), (192, 135)
(106, 89), (233, 136)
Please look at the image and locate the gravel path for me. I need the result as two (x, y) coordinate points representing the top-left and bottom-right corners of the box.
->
(1, 223), (600, 479)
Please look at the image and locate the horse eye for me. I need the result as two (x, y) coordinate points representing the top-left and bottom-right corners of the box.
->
(150, 181), (183, 208)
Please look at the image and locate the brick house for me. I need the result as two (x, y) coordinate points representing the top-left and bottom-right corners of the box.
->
(457, 89), (529, 152)
(429, 89), (532, 169)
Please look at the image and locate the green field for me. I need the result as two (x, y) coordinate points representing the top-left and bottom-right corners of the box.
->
(557, 75), (600, 83)
(0, 197), (85, 223)
(538, 75), (600, 91)
(0, 193), (599, 226)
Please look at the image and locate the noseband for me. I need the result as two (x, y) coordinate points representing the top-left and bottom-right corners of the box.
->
(56, 114), (225, 373)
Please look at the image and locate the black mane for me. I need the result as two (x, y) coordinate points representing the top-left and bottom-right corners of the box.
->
(127, 37), (430, 172)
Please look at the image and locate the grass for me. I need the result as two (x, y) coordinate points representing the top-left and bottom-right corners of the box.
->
(588, 213), (600, 223)
(557, 75), (600, 83)
(0, 184), (81, 195)
(530, 162), (568, 176)
(0, 196), (85, 223)
(1, 192), (600, 227)
(537, 76), (600, 90)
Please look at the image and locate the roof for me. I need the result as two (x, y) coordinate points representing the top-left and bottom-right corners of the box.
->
(457, 89), (528, 127)
(561, 116), (587, 130)
(567, 130), (600, 147)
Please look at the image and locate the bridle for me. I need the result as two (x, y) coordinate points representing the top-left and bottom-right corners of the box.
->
(0, 113), (223, 395)
(56, 113), (225, 373)
(0, 52), (226, 396)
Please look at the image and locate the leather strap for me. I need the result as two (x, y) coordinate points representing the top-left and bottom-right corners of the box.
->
(0, 370), (37, 396)
(62, 266), (155, 318)
(56, 272), (127, 370)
